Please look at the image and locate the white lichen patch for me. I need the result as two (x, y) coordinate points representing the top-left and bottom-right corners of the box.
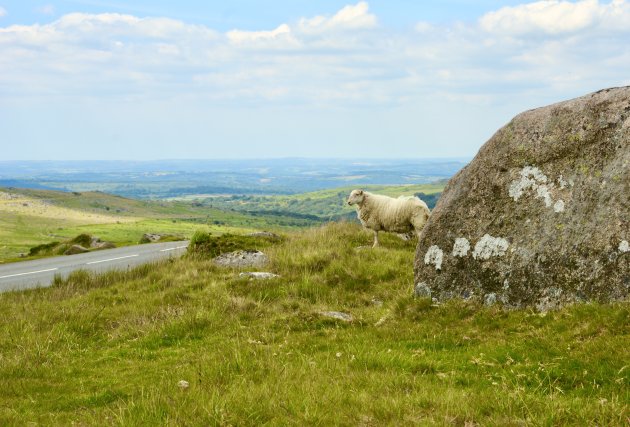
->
(619, 240), (630, 253)
(452, 238), (470, 257)
(508, 166), (547, 201)
(509, 165), (568, 213)
(424, 245), (444, 270)
(536, 185), (553, 207)
(472, 234), (509, 260)
(553, 199), (565, 213)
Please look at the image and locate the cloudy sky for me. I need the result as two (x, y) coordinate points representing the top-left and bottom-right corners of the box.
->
(1, 1), (629, 160)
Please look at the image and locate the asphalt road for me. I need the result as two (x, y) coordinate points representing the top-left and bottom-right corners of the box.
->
(0, 241), (189, 293)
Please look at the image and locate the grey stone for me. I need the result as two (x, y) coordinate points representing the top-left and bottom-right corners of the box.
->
(484, 293), (497, 306)
(320, 311), (353, 322)
(64, 244), (89, 255)
(140, 233), (162, 243)
(371, 298), (384, 307)
(414, 87), (630, 309)
(414, 282), (432, 298)
(214, 250), (269, 268)
(239, 272), (279, 279)
(94, 241), (116, 250)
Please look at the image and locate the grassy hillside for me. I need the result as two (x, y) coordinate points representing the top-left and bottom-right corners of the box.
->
(0, 184), (444, 262)
(0, 188), (319, 262)
(185, 183), (445, 221)
(0, 223), (627, 425)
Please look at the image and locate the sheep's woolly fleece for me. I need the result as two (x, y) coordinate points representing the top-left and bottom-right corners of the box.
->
(348, 190), (430, 235)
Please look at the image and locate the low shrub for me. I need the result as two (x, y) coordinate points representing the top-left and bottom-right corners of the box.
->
(27, 241), (60, 256)
(188, 231), (280, 258)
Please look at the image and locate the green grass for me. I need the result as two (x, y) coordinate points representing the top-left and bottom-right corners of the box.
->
(0, 222), (627, 425)
(185, 183), (445, 221)
(0, 188), (318, 262)
(0, 184), (443, 262)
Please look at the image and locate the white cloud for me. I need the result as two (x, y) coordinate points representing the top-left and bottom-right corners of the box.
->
(0, 1), (629, 111)
(298, 1), (377, 33)
(227, 23), (297, 46)
(36, 4), (55, 16)
(0, 6), (7, 18)
(414, 21), (434, 33)
(480, 0), (630, 35)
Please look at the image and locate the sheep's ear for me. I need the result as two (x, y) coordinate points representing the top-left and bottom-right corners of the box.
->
(358, 190), (363, 195)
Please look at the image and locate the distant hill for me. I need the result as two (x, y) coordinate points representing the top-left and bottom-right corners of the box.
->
(0, 180), (63, 191)
(183, 183), (445, 222)
(0, 158), (465, 198)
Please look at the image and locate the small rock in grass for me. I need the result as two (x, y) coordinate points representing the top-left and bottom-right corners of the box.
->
(178, 380), (189, 390)
(414, 282), (432, 298)
(64, 244), (89, 255)
(214, 250), (269, 268)
(140, 233), (162, 243)
(239, 272), (279, 280)
(320, 311), (353, 322)
(484, 293), (497, 306)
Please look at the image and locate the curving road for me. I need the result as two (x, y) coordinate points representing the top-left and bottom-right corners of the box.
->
(0, 241), (189, 293)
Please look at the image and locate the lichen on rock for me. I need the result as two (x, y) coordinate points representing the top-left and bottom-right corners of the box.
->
(508, 166), (549, 202)
(553, 200), (565, 213)
(452, 238), (470, 257)
(424, 245), (444, 270)
(472, 234), (509, 260)
(414, 86), (630, 310)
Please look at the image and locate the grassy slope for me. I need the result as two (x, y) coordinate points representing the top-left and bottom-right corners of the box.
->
(197, 183), (445, 220)
(0, 188), (317, 262)
(0, 184), (443, 262)
(0, 223), (627, 425)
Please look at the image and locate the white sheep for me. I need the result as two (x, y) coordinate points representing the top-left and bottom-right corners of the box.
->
(346, 189), (430, 248)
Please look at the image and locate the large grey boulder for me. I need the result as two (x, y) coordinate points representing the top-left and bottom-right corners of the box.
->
(414, 87), (629, 310)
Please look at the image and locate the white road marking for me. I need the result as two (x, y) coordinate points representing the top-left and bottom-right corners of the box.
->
(0, 268), (58, 279)
(160, 245), (188, 252)
(86, 254), (139, 265)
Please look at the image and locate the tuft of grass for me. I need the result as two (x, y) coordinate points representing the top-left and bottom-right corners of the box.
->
(0, 222), (628, 426)
(68, 233), (92, 247)
(188, 231), (282, 258)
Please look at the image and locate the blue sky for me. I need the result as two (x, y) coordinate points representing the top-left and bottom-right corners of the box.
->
(1, 1), (629, 160)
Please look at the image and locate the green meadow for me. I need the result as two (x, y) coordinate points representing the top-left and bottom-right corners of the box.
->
(186, 183), (445, 220)
(0, 223), (627, 425)
(0, 188), (318, 262)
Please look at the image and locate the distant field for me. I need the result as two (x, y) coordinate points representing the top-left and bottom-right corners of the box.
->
(0, 188), (319, 262)
(178, 183), (445, 221)
(0, 183), (445, 262)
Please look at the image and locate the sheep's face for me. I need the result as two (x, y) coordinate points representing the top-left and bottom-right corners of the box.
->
(347, 189), (365, 206)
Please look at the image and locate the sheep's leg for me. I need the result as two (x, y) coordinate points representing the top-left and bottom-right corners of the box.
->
(372, 231), (379, 248)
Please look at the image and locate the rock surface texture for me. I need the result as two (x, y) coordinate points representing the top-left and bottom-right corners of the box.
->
(213, 250), (269, 268)
(414, 87), (629, 310)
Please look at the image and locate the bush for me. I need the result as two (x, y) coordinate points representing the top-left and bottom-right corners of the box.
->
(69, 233), (92, 247)
(188, 231), (280, 258)
(28, 241), (60, 256)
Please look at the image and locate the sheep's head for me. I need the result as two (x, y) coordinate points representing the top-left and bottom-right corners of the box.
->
(347, 189), (365, 206)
